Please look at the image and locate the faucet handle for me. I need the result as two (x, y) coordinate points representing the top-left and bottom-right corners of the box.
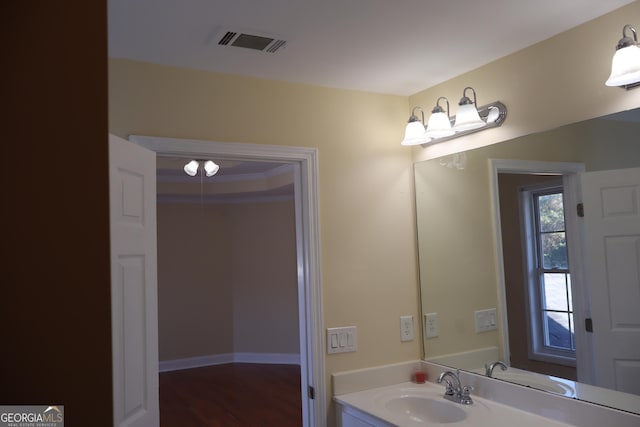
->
(460, 385), (474, 405)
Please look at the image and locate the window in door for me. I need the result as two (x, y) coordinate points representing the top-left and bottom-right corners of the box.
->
(521, 184), (576, 365)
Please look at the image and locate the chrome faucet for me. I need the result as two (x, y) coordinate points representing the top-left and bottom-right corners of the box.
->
(485, 360), (508, 378)
(437, 369), (473, 404)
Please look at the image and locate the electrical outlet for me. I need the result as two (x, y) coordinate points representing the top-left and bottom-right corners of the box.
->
(400, 315), (414, 341)
(425, 312), (438, 338)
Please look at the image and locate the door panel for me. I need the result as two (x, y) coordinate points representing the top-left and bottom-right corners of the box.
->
(583, 166), (640, 395)
(110, 133), (159, 427)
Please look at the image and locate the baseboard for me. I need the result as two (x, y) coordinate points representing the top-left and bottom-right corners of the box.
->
(233, 352), (300, 365)
(159, 352), (300, 372)
(159, 353), (234, 372)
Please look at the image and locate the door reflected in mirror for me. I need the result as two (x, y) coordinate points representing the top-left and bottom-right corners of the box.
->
(415, 108), (640, 414)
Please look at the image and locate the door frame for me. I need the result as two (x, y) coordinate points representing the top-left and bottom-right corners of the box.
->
(129, 134), (325, 427)
(488, 158), (593, 383)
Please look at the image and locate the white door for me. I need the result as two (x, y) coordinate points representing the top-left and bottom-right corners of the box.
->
(109, 133), (160, 427)
(582, 166), (640, 395)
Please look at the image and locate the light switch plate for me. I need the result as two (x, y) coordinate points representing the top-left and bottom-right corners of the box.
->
(327, 326), (357, 354)
(400, 315), (414, 341)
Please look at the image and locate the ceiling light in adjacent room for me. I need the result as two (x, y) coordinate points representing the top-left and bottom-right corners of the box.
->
(204, 160), (220, 177)
(184, 160), (199, 176)
(183, 159), (220, 177)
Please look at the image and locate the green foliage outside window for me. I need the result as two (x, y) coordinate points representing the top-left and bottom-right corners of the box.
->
(538, 194), (568, 269)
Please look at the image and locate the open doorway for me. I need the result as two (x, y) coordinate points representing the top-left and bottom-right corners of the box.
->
(155, 156), (302, 424)
(498, 173), (577, 380)
(488, 159), (592, 383)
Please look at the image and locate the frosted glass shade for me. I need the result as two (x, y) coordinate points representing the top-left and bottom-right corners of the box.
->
(401, 121), (430, 146)
(453, 104), (486, 131)
(606, 44), (640, 86)
(184, 160), (199, 176)
(425, 112), (455, 138)
(204, 160), (220, 176)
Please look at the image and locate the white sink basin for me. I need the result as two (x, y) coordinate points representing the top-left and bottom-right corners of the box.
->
(492, 371), (576, 396)
(384, 395), (467, 423)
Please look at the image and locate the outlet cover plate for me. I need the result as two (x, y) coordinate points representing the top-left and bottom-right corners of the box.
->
(425, 312), (438, 338)
(400, 315), (414, 342)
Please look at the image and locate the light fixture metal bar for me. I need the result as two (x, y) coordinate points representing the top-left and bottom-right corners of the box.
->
(419, 101), (507, 146)
(619, 80), (640, 90)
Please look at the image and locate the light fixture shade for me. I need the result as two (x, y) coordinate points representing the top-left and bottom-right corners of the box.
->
(204, 160), (220, 177)
(401, 121), (430, 146)
(184, 160), (199, 176)
(453, 103), (486, 131)
(425, 112), (455, 138)
(606, 44), (640, 86)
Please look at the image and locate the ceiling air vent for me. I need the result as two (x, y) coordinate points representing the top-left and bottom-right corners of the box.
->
(217, 30), (287, 53)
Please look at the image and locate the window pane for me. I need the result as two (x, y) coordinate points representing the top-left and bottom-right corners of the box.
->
(543, 273), (568, 311)
(538, 193), (565, 232)
(541, 232), (567, 269)
(544, 311), (573, 350)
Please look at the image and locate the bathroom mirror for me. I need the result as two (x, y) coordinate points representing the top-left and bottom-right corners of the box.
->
(415, 107), (640, 413)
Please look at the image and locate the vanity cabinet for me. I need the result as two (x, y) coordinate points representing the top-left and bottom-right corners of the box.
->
(336, 403), (392, 427)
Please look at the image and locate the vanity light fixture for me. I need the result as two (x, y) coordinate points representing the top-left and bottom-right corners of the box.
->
(605, 24), (640, 89)
(401, 107), (432, 145)
(183, 159), (220, 177)
(453, 87), (486, 131)
(425, 97), (455, 138)
(401, 87), (507, 146)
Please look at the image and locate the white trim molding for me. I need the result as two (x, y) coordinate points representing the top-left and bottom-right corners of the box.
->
(159, 352), (302, 372)
(159, 353), (234, 372)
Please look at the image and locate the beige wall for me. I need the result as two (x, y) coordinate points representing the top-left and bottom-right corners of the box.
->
(109, 60), (420, 422)
(157, 203), (233, 360)
(157, 200), (300, 361)
(230, 201), (300, 354)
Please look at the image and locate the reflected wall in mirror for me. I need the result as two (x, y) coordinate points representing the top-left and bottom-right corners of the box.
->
(415, 107), (640, 413)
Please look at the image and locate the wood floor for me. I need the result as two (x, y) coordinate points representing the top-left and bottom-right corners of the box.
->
(160, 363), (302, 427)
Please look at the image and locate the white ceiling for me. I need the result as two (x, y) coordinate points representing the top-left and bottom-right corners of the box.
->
(108, 0), (634, 96)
